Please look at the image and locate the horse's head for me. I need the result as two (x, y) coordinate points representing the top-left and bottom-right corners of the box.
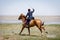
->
(18, 13), (26, 20)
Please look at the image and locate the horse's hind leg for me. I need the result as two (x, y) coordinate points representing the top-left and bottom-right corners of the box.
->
(36, 25), (42, 34)
(42, 27), (48, 34)
(28, 27), (30, 35)
(42, 27), (45, 30)
(39, 28), (42, 33)
(19, 26), (25, 35)
(38, 27), (44, 36)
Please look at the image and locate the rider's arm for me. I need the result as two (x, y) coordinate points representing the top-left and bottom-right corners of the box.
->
(32, 8), (35, 13)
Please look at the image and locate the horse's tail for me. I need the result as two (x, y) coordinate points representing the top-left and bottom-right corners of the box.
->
(42, 22), (44, 26)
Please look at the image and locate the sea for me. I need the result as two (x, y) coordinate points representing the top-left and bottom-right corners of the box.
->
(0, 16), (60, 24)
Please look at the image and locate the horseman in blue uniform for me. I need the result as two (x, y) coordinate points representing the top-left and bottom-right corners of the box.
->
(26, 8), (35, 27)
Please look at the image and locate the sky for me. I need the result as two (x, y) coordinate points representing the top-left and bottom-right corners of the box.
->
(0, 0), (60, 16)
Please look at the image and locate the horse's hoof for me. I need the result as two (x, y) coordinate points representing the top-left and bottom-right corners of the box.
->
(45, 32), (48, 34)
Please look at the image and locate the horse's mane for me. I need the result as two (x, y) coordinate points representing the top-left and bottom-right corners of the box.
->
(21, 13), (26, 19)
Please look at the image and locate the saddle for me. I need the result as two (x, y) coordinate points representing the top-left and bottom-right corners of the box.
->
(25, 17), (34, 28)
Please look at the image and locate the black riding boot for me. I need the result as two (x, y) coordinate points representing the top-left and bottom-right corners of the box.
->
(26, 19), (30, 28)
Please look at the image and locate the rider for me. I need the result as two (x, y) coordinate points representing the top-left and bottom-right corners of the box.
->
(26, 8), (35, 27)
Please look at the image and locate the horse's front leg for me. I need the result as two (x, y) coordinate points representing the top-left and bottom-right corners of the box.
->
(19, 26), (25, 35)
(28, 27), (30, 35)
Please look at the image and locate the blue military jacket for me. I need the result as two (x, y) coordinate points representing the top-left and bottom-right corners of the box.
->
(26, 9), (34, 19)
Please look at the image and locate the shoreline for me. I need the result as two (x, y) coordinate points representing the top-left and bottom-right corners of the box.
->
(0, 20), (60, 24)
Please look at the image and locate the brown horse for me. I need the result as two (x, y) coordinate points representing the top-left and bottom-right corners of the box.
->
(18, 13), (48, 35)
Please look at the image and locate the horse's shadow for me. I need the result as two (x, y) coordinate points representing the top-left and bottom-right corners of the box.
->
(20, 34), (40, 37)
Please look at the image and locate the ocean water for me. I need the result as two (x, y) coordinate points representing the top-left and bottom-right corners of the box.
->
(0, 16), (60, 24)
(0, 20), (21, 23)
(0, 20), (60, 24)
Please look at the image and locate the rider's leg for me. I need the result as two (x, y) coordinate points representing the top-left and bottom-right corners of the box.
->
(26, 19), (29, 25)
(26, 19), (30, 27)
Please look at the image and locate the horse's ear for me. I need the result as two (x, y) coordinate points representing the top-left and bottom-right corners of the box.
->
(18, 13), (23, 20)
(20, 13), (23, 16)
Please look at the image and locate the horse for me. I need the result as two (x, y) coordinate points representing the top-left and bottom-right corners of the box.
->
(18, 13), (48, 35)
